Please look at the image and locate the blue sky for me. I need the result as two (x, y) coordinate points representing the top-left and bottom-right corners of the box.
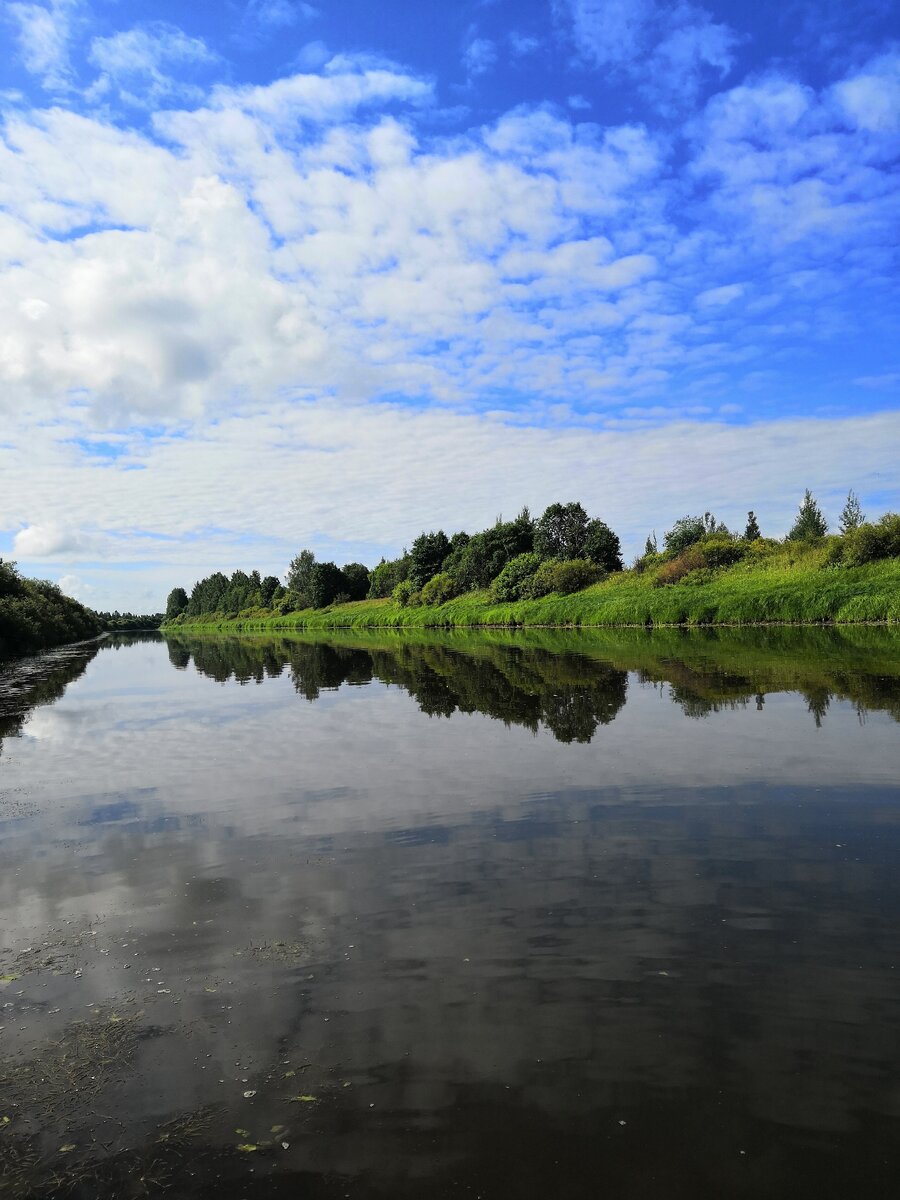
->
(0, 0), (898, 610)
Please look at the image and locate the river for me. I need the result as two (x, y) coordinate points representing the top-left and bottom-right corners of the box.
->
(1, 627), (899, 1198)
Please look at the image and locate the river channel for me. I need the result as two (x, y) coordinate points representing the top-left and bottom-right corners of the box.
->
(1, 627), (899, 1198)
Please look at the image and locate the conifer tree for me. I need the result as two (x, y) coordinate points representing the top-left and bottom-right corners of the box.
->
(787, 490), (828, 541)
(744, 511), (761, 540)
(644, 531), (658, 555)
(838, 490), (865, 534)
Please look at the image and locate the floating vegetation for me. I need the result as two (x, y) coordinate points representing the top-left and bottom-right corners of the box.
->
(247, 939), (311, 967)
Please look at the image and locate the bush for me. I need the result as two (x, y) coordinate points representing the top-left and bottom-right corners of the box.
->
(654, 547), (706, 586)
(490, 552), (543, 602)
(420, 572), (459, 606)
(527, 558), (604, 597)
(392, 580), (416, 607)
(698, 534), (746, 568)
(840, 513), (900, 566)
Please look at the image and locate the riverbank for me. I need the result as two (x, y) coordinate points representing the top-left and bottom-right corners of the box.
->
(164, 556), (900, 633)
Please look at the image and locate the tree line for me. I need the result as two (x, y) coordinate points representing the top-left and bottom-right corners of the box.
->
(164, 489), (900, 622)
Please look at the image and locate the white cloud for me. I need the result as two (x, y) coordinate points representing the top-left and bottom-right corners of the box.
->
(463, 37), (498, 77)
(57, 572), (96, 601)
(13, 523), (97, 557)
(696, 283), (744, 308)
(832, 51), (900, 133)
(88, 23), (219, 107)
(6, 0), (78, 91)
(560, 0), (738, 111)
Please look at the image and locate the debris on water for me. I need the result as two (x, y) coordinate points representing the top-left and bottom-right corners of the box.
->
(618, 1120), (627, 1126)
(237, 1143), (258, 1153)
(281, 1141), (290, 1149)
(289, 1094), (317, 1103)
(243, 1090), (257, 1098)
(58, 1144), (76, 1153)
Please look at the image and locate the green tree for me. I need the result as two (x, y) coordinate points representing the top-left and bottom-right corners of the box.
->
(644, 531), (658, 556)
(839, 490), (865, 534)
(663, 515), (707, 556)
(286, 549), (317, 604)
(309, 562), (346, 609)
(584, 519), (623, 572)
(534, 502), (589, 560)
(744, 511), (761, 540)
(260, 575), (280, 606)
(341, 563), (370, 601)
(787, 490), (828, 541)
(165, 587), (188, 620)
(408, 530), (450, 590)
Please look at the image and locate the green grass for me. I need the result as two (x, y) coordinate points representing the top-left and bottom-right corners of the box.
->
(166, 552), (900, 634)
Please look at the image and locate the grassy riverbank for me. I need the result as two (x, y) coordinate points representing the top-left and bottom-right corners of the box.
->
(165, 552), (900, 633)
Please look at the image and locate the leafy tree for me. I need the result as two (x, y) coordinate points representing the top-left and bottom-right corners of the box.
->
(392, 579), (416, 606)
(286, 549), (317, 604)
(443, 509), (534, 590)
(490, 552), (542, 602)
(744, 511), (761, 540)
(839, 490), (865, 534)
(309, 562), (347, 609)
(368, 554), (410, 598)
(260, 575), (280, 606)
(341, 563), (370, 601)
(534, 502), (589, 560)
(408, 530), (450, 590)
(663, 516), (707, 556)
(644, 531), (658, 556)
(584, 519), (623, 572)
(787, 490), (828, 541)
(165, 587), (188, 620)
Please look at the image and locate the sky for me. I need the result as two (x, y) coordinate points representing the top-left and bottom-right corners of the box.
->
(0, 0), (898, 612)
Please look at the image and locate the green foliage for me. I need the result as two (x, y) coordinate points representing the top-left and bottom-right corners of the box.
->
(0, 560), (104, 658)
(839, 490), (866, 534)
(528, 558), (603, 597)
(655, 547), (707, 586)
(489, 552), (543, 602)
(442, 508), (534, 590)
(368, 555), (410, 598)
(644, 531), (658, 556)
(698, 533), (746, 568)
(584, 519), (623, 572)
(309, 562), (346, 609)
(166, 588), (189, 620)
(341, 563), (370, 601)
(408, 530), (450, 590)
(534, 502), (589, 559)
(392, 580), (416, 607)
(787, 489), (828, 541)
(744, 511), (761, 540)
(663, 515), (707, 556)
(420, 572), (459, 606)
(260, 576), (280, 606)
(835, 513), (900, 567)
(286, 549), (316, 603)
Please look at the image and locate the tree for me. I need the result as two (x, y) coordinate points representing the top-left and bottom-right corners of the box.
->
(663, 515), (707, 556)
(260, 575), (280, 606)
(165, 587), (188, 620)
(584, 519), (623, 572)
(644, 531), (658, 556)
(309, 561), (346, 609)
(839, 490), (865, 534)
(408, 530), (450, 590)
(534, 502), (589, 560)
(286, 549), (317, 604)
(787, 489), (828, 540)
(744, 511), (761, 540)
(341, 563), (370, 601)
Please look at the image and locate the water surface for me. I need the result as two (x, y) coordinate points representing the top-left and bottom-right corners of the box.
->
(1, 627), (899, 1198)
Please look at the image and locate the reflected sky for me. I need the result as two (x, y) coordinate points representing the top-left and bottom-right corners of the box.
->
(1, 630), (899, 1199)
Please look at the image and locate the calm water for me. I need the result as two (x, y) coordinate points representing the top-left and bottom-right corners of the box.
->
(1, 627), (899, 1199)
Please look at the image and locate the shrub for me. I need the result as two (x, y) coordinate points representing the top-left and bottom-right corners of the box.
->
(420, 572), (459, 606)
(840, 513), (900, 566)
(654, 546), (706, 586)
(699, 534), (746, 568)
(490, 552), (543, 602)
(392, 580), (416, 607)
(527, 558), (604, 597)
(663, 515), (707, 556)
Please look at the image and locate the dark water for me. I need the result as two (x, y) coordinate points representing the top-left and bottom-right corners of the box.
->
(1, 627), (899, 1199)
